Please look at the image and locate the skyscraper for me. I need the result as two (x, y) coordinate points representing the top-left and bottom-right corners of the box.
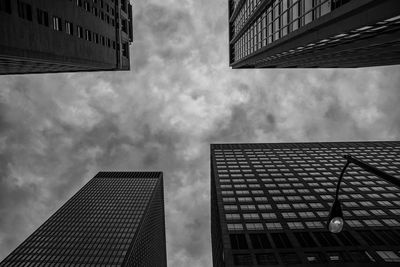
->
(0, 0), (133, 74)
(211, 141), (400, 266)
(0, 171), (167, 267)
(228, 0), (400, 68)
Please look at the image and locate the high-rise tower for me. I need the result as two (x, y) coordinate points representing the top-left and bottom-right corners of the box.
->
(0, 171), (167, 267)
(211, 141), (400, 266)
(0, 0), (133, 74)
(228, 0), (400, 68)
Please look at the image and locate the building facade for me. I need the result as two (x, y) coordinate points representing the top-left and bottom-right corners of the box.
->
(0, 0), (133, 74)
(228, 0), (400, 68)
(0, 171), (167, 267)
(211, 141), (400, 266)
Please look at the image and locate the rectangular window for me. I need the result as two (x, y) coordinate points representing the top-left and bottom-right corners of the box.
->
(53, 16), (62, 31)
(122, 42), (129, 57)
(376, 251), (400, 262)
(17, 1), (32, 21)
(233, 254), (253, 265)
(85, 29), (92, 41)
(230, 234), (248, 249)
(37, 9), (49, 26)
(250, 234), (271, 249)
(256, 253), (278, 265)
(77, 26), (84, 38)
(271, 233), (292, 248)
(294, 232), (317, 247)
(65, 21), (73, 35)
(357, 230), (385, 246)
(0, 0), (12, 14)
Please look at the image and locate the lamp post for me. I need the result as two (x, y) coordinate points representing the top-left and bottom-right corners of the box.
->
(327, 155), (400, 233)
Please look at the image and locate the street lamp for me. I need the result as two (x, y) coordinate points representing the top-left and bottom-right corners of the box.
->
(327, 155), (400, 233)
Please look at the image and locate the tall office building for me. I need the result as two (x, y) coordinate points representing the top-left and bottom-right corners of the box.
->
(228, 0), (400, 68)
(0, 171), (167, 267)
(211, 141), (400, 266)
(0, 0), (133, 74)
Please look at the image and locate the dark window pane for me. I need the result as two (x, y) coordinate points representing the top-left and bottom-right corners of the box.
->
(233, 254), (252, 266)
(376, 230), (400, 246)
(337, 231), (359, 246)
(280, 252), (301, 264)
(271, 233), (292, 248)
(230, 234), (248, 249)
(357, 230), (385, 246)
(294, 232), (317, 247)
(305, 252), (326, 263)
(249, 233), (271, 249)
(349, 251), (374, 262)
(314, 232), (340, 247)
(256, 253), (278, 265)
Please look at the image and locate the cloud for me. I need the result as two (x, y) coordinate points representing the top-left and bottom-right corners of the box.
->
(0, 0), (400, 266)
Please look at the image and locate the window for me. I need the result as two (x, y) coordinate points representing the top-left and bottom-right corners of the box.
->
(370, 209), (387, 216)
(287, 222), (304, 229)
(256, 253), (278, 265)
(305, 221), (323, 229)
(298, 211), (315, 218)
(250, 234), (271, 249)
(272, 233), (292, 248)
(119, 40), (128, 54)
(353, 210), (370, 216)
(349, 251), (374, 262)
(0, 0), (12, 14)
(17, 1), (32, 21)
(376, 251), (400, 262)
(277, 203), (290, 209)
(261, 213), (277, 220)
(327, 251), (352, 262)
(243, 213), (259, 220)
(227, 224), (243, 231)
(265, 222), (282, 230)
(226, 214), (240, 220)
(376, 230), (400, 246)
(282, 212), (297, 219)
(363, 219), (383, 227)
(309, 203), (324, 208)
(305, 252), (326, 263)
(77, 26), (84, 38)
(233, 254), (252, 265)
(238, 197), (252, 202)
(65, 21), (73, 35)
(357, 230), (385, 246)
(240, 205), (256, 211)
(280, 252), (301, 264)
(294, 232), (317, 247)
(336, 231), (359, 246)
(246, 223), (263, 230)
(346, 219), (363, 227)
(230, 234), (248, 249)
(313, 231), (340, 247)
(85, 29), (92, 41)
(37, 9), (49, 26)
(53, 16), (62, 31)
(258, 204), (272, 210)
(224, 205), (238, 211)
(383, 219), (400, 227)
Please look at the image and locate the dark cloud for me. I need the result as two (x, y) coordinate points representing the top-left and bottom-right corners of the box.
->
(1, 1), (400, 266)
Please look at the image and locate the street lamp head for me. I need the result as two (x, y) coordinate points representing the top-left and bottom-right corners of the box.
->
(329, 217), (344, 233)
(327, 198), (344, 233)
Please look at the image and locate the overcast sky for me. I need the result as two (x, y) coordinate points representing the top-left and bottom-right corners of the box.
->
(1, 0), (400, 266)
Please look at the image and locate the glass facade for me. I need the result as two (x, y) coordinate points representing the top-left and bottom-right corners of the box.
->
(211, 141), (400, 266)
(0, 171), (167, 267)
(229, 0), (400, 68)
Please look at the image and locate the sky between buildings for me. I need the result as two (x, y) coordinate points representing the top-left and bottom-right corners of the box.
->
(0, 0), (400, 266)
